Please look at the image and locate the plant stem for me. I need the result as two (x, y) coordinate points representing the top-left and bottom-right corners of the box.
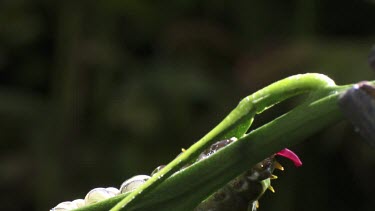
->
(122, 89), (343, 211)
(110, 73), (336, 211)
(76, 80), (351, 211)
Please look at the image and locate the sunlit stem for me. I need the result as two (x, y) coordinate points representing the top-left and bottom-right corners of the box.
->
(110, 73), (336, 211)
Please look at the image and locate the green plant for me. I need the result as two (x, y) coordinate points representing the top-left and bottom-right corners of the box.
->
(51, 73), (374, 211)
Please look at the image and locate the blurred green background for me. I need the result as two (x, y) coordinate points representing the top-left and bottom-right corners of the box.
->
(1, 0), (375, 210)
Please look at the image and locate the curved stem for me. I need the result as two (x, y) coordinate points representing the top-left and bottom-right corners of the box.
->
(123, 89), (344, 211)
(110, 73), (336, 211)
(76, 79), (352, 211)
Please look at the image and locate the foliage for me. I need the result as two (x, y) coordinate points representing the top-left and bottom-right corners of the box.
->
(1, 1), (375, 211)
(70, 74), (369, 211)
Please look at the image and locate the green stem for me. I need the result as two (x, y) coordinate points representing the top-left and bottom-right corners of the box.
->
(122, 89), (344, 211)
(75, 80), (354, 211)
(110, 73), (336, 211)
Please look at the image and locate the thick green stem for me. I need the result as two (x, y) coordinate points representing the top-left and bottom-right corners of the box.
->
(75, 81), (349, 211)
(124, 90), (343, 211)
(110, 73), (336, 211)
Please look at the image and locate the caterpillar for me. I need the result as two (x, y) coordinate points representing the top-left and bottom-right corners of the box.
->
(193, 138), (280, 211)
(50, 138), (301, 211)
(152, 138), (301, 211)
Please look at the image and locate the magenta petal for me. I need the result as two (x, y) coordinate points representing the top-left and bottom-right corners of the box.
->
(276, 148), (302, 167)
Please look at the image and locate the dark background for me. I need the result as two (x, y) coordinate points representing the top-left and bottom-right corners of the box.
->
(1, 0), (375, 210)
